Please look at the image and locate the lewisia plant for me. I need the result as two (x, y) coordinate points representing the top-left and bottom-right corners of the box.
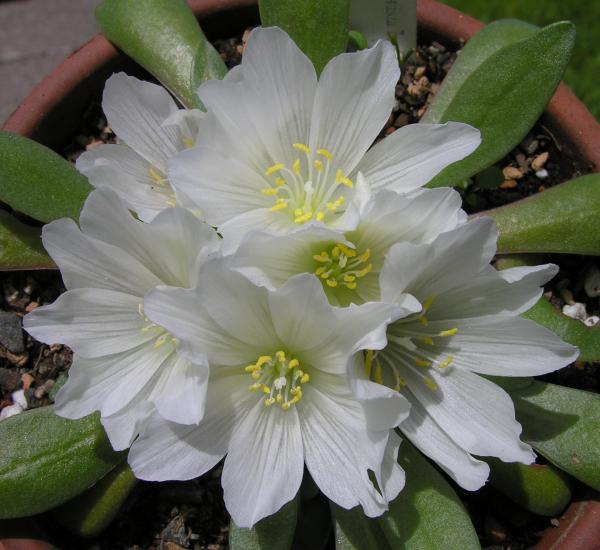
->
(13, 15), (582, 543)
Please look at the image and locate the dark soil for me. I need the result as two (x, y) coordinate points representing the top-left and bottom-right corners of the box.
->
(1, 29), (598, 550)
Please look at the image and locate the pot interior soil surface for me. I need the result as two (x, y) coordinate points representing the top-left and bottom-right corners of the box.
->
(1, 30), (598, 550)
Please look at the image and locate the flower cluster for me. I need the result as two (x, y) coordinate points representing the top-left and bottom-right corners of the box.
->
(24, 27), (577, 527)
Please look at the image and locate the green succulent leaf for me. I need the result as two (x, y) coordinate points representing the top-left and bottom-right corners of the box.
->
(51, 462), (137, 538)
(423, 19), (537, 124)
(332, 440), (480, 549)
(292, 494), (332, 550)
(480, 174), (600, 255)
(497, 379), (600, 492)
(486, 459), (572, 516)
(0, 406), (125, 519)
(96, 0), (227, 109)
(0, 211), (54, 270)
(425, 21), (575, 188)
(259, 0), (350, 74)
(229, 492), (298, 550)
(0, 131), (91, 223)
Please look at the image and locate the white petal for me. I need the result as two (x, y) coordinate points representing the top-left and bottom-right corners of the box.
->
(356, 122), (481, 192)
(101, 393), (153, 451)
(41, 218), (160, 295)
(143, 285), (262, 366)
(76, 143), (174, 222)
(299, 373), (391, 517)
(406, 368), (535, 464)
(399, 395), (490, 490)
(222, 399), (304, 528)
(379, 430), (405, 502)
(309, 41), (399, 172)
(80, 187), (218, 287)
(153, 355), (209, 425)
(24, 289), (151, 358)
(435, 316), (578, 376)
(102, 73), (180, 169)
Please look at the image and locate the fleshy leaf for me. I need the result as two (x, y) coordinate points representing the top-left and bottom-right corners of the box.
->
(0, 131), (91, 223)
(229, 492), (299, 550)
(332, 440), (480, 549)
(96, 0), (227, 109)
(0, 211), (54, 270)
(51, 462), (137, 538)
(258, 0), (350, 74)
(487, 459), (572, 516)
(0, 406), (125, 519)
(497, 379), (600, 492)
(423, 19), (537, 124)
(292, 493), (332, 550)
(425, 21), (575, 188)
(480, 174), (600, 256)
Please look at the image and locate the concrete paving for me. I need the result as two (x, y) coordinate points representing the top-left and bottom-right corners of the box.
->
(0, 0), (101, 125)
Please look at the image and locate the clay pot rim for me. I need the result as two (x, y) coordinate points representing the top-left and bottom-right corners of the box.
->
(2, 0), (600, 548)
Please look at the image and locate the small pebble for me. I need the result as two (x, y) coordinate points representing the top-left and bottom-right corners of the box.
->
(531, 151), (549, 171)
(500, 179), (518, 189)
(536, 168), (549, 179)
(550, 518), (560, 527)
(34, 379), (55, 400)
(21, 372), (34, 390)
(502, 166), (523, 180)
(12, 389), (28, 409)
(584, 316), (600, 327)
(562, 302), (587, 321)
(583, 266), (600, 297)
(25, 301), (39, 313)
(0, 311), (24, 353)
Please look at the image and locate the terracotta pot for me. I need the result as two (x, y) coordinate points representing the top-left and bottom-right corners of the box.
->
(2, 0), (600, 547)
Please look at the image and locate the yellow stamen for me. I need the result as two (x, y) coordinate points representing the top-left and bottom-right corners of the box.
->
(316, 211), (325, 221)
(337, 243), (357, 258)
(314, 159), (324, 172)
(293, 143), (311, 154)
(419, 336), (435, 346)
(326, 278), (338, 288)
(275, 350), (286, 362)
(374, 364), (384, 384)
(270, 200), (288, 212)
(358, 249), (371, 262)
(415, 359), (433, 368)
(262, 188), (278, 196)
(355, 264), (373, 278)
(418, 315), (429, 327)
(181, 137), (195, 149)
(317, 148), (333, 160)
(439, 328), (459, 337)
(422, 296), (435, 312)
(294, 211), (313, 224)
(289, 359), (300, 369)
(275, 177), (286, 186)
(424, 377), (438, 392)
(265, 163), (285, 176)
(343, 274), (356, 283)
(335, 169), (353, 188)
(345, 282), (357, 289)
(293, 158), (301, 176)
(313, 252), (330, 262)
(438, 356), (453, 369)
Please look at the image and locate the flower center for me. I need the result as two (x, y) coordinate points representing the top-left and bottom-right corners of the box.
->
(245, 350), (309, 410)
(138, 303), (177, 349)
(262, 143), (353, 224)
(366, 297), (458, 393)
(147, 166), (177, 207)
(313, 242), (372, 290)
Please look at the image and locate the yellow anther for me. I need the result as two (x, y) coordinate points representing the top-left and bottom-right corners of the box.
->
(314, 251), (330, 262)
(262, 385), (271, 394)
(316, 211), (325, 221)
(289, 359), (300, 369)
(343, 274), (356, 283)
(262, 187), (278, 196)
(326, 278), (338, 288)
(148, 166), (166, 185)
(332, 246), (340, 259)
(264, 398), (276, 407)
(345, 282), (357, 289)
(358, 249), (371, 262)
(419, 336), (435, 346)
(422, 296), (435, 312)
(249, 383), (261, 391)
(315, 267), (326, 276)
(293, 143), (311, 154)
(293, 158), (301, 176)
(314, 159), (324, 172)
(364, 350), (374, 377)
(424, 377), (438, 392)
(294, 208), (303, 217)
(317, 148), (333, 160)
(418, 315), (429, 327)
(294, 211), (313, 224)
(270, 200), (288, 212)
(276, 350), (286, 362)
(257, 356), (272, 367)
(181, 137), (195, 148)
(265, 163), (285, 176)
(320, 270), (332, 279)
(275, 177), (286, 187)
(244, 364), (257, 373)
(439, 328), (459, 337)
(166, 198), (177, 208)
(415, 359), (433, 368)
(251, 371), (262, 380)
(355, 264), (373, 278)
(337, 243), (357, 258)
(438, 356), (453, 369)
(300, 373), (310, 384)
(374, 364), (384, 385)
(335, 169), (354, 188)
(281, 402), (292, 410)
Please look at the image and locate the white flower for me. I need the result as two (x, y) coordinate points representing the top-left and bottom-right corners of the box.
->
(23, 188), (220, 450)
(167, 27), (480, 245)
(364, 218), (578, 490)
(127, 261), (419, 527)
(77, 73), (203, 222)
(230, 184), (466, 306)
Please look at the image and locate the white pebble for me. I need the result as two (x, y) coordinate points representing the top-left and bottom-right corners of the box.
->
(562, 302), (587, 321)
(584, 266), (600, 297)
(536, 169), (549, 179)
(585, 316), (600, 327)
(11, 389), (28, 410)
(0, 403), (23, 421)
